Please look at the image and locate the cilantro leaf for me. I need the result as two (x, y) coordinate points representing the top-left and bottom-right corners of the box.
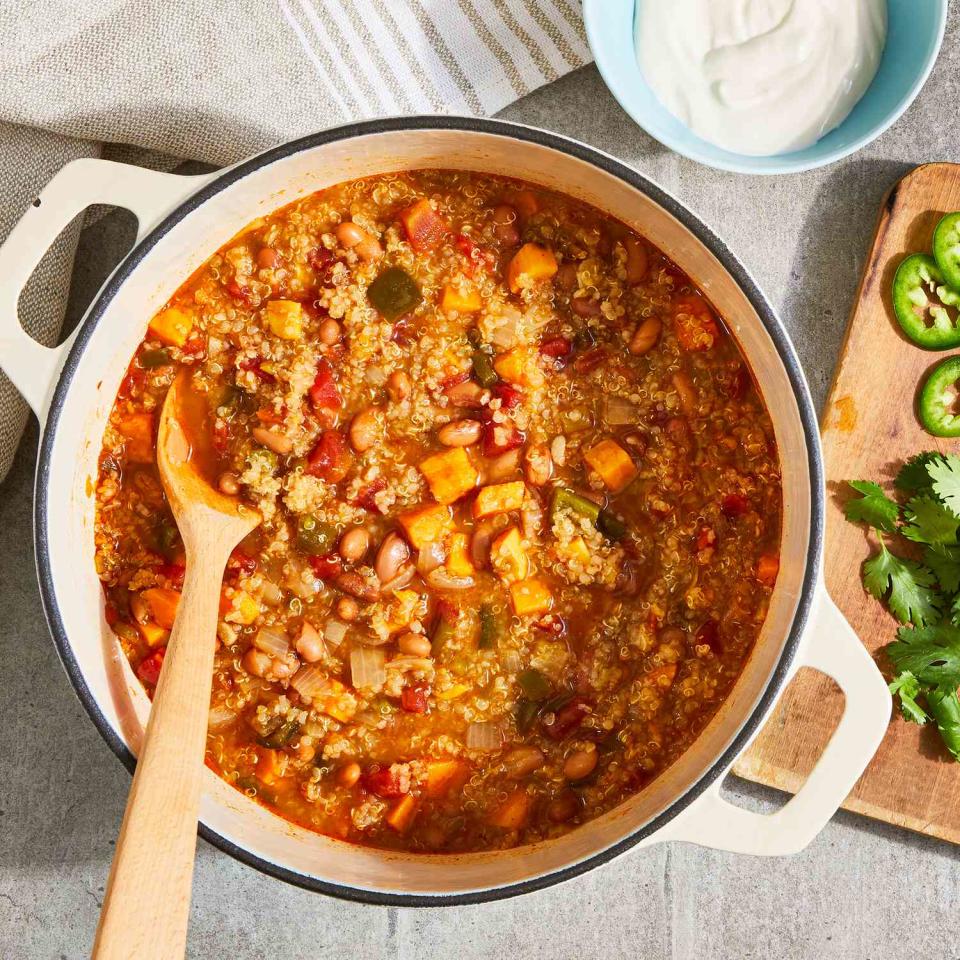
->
(902, 495), (960, 547)
(928, 454), (960, 515)
(951, 591), (960, 628)
(924, 545), (960, 593)
(844, 481), (900, 532)
(895, 452), (944, 493)
(862, 540), (941, 627)
(926, 686), (960, 760)
(887, 623), (960, 686)
(888, 670), (929, 724)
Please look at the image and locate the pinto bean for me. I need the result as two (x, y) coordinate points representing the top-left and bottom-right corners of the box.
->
(336, 596), (360, 621)
(555, 261), (578, 291)
(547, 790), (580, 823)
(563, 746), (598, 781)
(217, 472), (240, 495)
(349, 407), (382, 453)
(339, 527), (371, 563)
(438, 418), (482, 447)
(445, 379), (486, 408)
(523, 443), (553, 486)
(242, 648), (272, 678)
(398, 632), (432, 657)
(571, 295), (602, 318)
(319, 318), (342, 345)
(374, 532), (411, 584)
(338, 762), (362, 788)
(335, 571), (380, 602)
(492, 204), (520, 245)
(252, 426), (293, 455)
(386, 370), (412, 403)
(503, 747), (545, 779)
(295, 623), (325, 663)
(672, 371), (697, 416)
(630, 316), (662, 355)
(484, 448), (521, 482)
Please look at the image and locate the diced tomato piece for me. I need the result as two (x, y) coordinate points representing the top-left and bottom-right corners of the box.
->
(306, 429), (352, 482)
(434, 598), (459, 627)
(226, 279), (252, 305)
(137, 648), (166, 686)
(481, 418), (524, 458)
(492, 383), (523, 409)
(157, 562), (186, 590)
(540, 336), (573, 362)
(696, 527), (717, 552)
(352, 477), (387, 514)
(534, 613), (565, 636)
(361, 764), (407, 798)
(181, 337), (206, 356)
(401, 683), (430, 714)
(307, 246), (336, 281)
(720, 493), (750, 519)
(399, 199), (447, 251)
(309, 358), (342, 412)
(572, 347), (607, 374)
(309, 554), (343, 580)
(695, 619), (722, 654)
(542, 697), (591, 740)
(117, 366), (147, 401)
(455, 233), (494, 276)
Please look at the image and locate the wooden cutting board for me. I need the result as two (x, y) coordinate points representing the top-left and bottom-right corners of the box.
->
(732, 163), (960, 843)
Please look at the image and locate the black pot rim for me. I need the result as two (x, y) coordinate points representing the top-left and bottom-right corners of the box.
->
(34, 115), (824, 908)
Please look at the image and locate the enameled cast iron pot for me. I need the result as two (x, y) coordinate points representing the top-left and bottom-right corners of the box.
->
(0, 117), (890, 905)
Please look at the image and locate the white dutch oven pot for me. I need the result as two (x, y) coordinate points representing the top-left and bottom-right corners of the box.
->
(0, 118), (889, 905)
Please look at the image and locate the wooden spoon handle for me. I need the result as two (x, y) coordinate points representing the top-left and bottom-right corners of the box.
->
(93, 542), (228, 960)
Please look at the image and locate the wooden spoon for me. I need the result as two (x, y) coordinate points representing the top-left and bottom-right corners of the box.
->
(93, 371), (260, 960)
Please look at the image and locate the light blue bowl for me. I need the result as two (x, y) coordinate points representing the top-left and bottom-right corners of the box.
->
(584, 0), (947, 175)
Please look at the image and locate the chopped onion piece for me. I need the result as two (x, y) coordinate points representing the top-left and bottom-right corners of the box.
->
(426, 568), (475, 591)
(253, 626), (289, 658)
(291, 663), (333, 699)
(380, 563), (416, 593)
(208, 706), (236, 730)
(490, 307), (521, 348)
(466, 722), (502, 751)
(351, 647), (386, 689)
(386, 656), (435, 673)
(261, 580), (283, 606)
(324, 619), (349, 647)
(503, 650), (522, 674)
(417, 541), (446, 576)
(603, 396), (638, 426)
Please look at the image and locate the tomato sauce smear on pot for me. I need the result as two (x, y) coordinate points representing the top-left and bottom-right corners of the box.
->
(93, 170), (782, 853)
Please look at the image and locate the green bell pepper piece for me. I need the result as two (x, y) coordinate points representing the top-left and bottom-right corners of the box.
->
(368, 266), (422, 321)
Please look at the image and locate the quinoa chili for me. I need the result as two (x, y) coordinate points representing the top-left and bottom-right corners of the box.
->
(94, 169), (782, 853)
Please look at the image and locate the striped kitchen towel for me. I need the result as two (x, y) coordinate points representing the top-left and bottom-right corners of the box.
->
(0, 0), (591, 479)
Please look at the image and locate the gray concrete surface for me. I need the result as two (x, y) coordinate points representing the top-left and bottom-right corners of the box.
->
(4, 19), (960, 958)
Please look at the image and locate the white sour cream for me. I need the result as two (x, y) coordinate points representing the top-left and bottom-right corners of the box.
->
(635, 0), (887, 157)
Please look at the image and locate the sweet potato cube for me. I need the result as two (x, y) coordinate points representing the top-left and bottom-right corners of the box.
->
(399, 198), (447, 251)
(473, 480), (526, 519)
(264, 299), (303, 340)
(490, 526), (529, 584)
(509, 578), (553, 617)
(315, 678), (356, 722)
(488, 788), (531, 829)
(399, 503), (455, 549)
(562, 536), (591, 567)
(583, 438), (638, 493)
(425, 759), (470, 799)
(757, 553), (780, 586)
(222, 589), (260, 625)
(256, 747), (284, 785)
(493, 346), (543, 387)
(136, 620), (169, 648)
(441, 284), (482, 314)
(117, 413), (155, 464)
(141, 587), (181, 630)
(148, 306), (194, 348)
(419, 447), (478, 505)
(386, 794), (420, 833)
(435, 683), (472, 701)
(446, 533), (475, 578)
(507, 243), (558, 294)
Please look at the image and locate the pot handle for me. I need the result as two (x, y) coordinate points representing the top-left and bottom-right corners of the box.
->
(0, 158), (209, 419)
(661, 582), (889, 855)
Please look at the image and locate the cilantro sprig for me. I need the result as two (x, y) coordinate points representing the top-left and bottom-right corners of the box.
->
(846, 453), (960, 760)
